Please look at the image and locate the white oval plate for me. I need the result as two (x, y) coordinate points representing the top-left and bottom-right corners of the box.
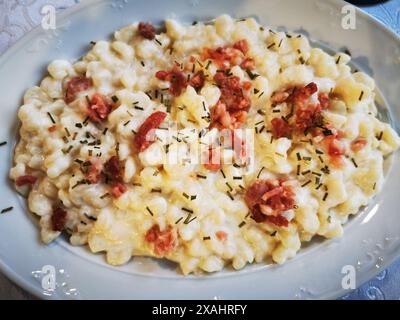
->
(0, 0), (399, 299)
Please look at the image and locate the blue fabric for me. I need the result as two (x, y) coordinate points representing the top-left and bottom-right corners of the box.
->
(341, 0), (400, 300)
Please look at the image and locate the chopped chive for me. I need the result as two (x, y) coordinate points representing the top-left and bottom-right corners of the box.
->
(75, 123), (83, 128)
(278, 39), (283, 48)
(0, 141), (7, 147)
(151, 188), (162, 193)
(1, 206), (13, 214)
(301, 180), (312, 187)
(303, 156), (312, 161)
(123, 120), (131, 127)
(373, 182), (376, 190)
(377, 131), (383, 140)
(84, 213), (97, 221)
(196, 174), (207, 179)
(246, 69), (259, 80)
(203, 236), (211, 241)
(299, 56), (305, 64)
(233, 176), (243, 180)
(267, 42), (275, 49)
(182, 207), (193, 214)
(316, 149), (324, 154)
(301, 170), (310, 175)
(327, 215), (332, 223)
(323, 193), (329, 201)
(316, 183), (323, 190)
(182, 192), (189, 199)
(238, 221), (246, 228)
(154, 38), (162, 46)
(175, 217), (183, 224)
(297, 165), (300, 176)
(254, 88), (260, 94)
(270, 231), (277, 237)
(80, 221), (87, 225)
(358, 91), (364, 101)
(47, 112), (56, 124)
(220, 169), (226, 179)
(226, 182), (233, 192)
(258, 91), (264, 98)
(146, 206), (154, 216)
(351, 158), (358, 168)
(100, 193), (110, 199)
(296, 152), (301, 161)
(257, 167), (265, 178)
(335, 55), (341, 64)
(64, 127), (71, 137)
(318, 155), (324, 163)
(275, 152), (284, 157)
(134, 106), (144, 111)
(226, 191), (234, 200)
(62, 145), (73, 154)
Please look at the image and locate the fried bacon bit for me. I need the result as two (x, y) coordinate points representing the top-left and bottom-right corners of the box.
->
(85, 160), (102, 184)
(145, 224), (176, 256)
(271, 118), (291, 138)
(204, 147), (221, 171)
(271, 91), (290, 104)
(16, 175), (38, 187)
(104, 156), (122, 181)
(351, 138), (368, 153)
(202, 39), (251, 70)
(245, 179), (296, 227)
(138, 22), (156, 40)
(318, 92), (330, 109)
(233, 39), (249, 54)
(214, 71), (250, 112)
(48, 125), (57, 132)
(189, 70), (205, 90)
(327, 137), (345, 156)
(51, 207), (67, 232)
(215, 230), (228, 242)
(87, 93), (112, 123)
(104, 156), (127, 198)
(240, 58), (255, 70)
(110, 182), (128, 198)
(134, 111), (167, 152)
(155, 67), (187, 96)
(295, 103), (322, 132)
(65, 76), (93, 103)
(270, 82), (322, 138)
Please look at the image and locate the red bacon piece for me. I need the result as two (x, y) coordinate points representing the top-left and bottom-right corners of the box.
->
(16, 175), (37, 187)
(87, 93), (112, 123)
(138, 22), (156, 40)
(233, 39), (249, 54)
(145, 224), (176, 256)
(351, 138), (367, 153)
(215, 230), (228, 242)
(318, 92), (330, 109)
(189, 71), (205, 89)
(240, 58), (255, 70)
(245, 179), (295, 227)
(134, 111), (167, 152)
(51, 207), (67, 232)
(271, 117), (291, 138)
(110, 182), (128, 198)
(214, 71), (250, 112)
(155, 67), (187, 96)
(65, 76), (92, 103)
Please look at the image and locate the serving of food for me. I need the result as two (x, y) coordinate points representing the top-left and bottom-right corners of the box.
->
(9, 14), (400, 275)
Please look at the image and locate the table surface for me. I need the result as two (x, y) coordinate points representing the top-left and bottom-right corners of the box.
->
(0, 0), (399, 300)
